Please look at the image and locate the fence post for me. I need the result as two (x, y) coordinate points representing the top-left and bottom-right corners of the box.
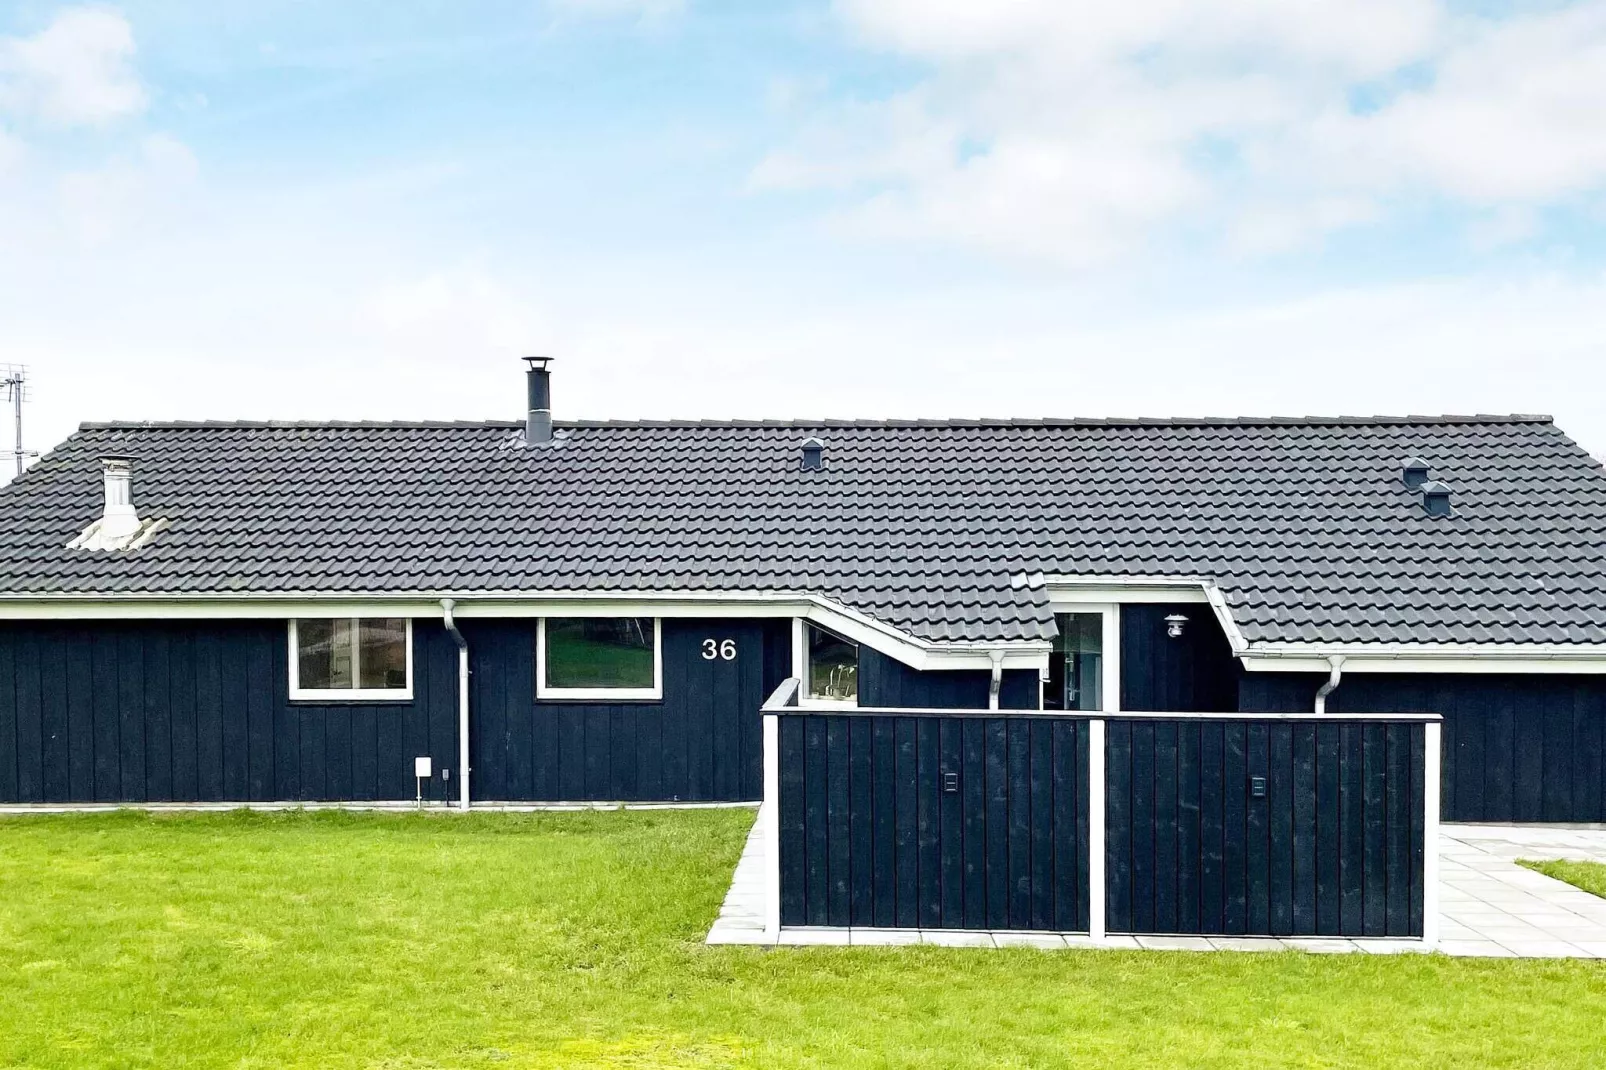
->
(1088, 717), (1106, 942)
(1423, 719), (1441, 948)
(763, 711), (782, 943)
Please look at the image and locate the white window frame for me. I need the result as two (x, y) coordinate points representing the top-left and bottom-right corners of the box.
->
(536, 616), (663, 701)
(287, 618), (414, 702)
(1046, 602), (1121, 713)
(801, 620), (860, 706)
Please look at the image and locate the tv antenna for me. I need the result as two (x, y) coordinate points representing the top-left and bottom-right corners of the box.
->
(1, 365), (39, 479)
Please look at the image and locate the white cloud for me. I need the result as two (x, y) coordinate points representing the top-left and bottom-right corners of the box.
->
(755, 0), (1606, 262)
(58, 133), (199, 244)
(0, 125), (24, 173)
(359, 267), (550, 360)
(0, 6), (146, 127)
(1302, 4), (1606, 203)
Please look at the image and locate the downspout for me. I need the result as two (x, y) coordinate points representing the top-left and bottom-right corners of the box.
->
(988, 650), (1005, 711)
(1313, 654), (1346, 714)
(441, 599), (470, 810)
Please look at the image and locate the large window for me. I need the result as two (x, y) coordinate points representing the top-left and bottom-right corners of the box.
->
(1045, 612), (1103, 711)
(538, 617), (662, 700)
(806, 624), (858, 704)
(289, 618), (412, 701)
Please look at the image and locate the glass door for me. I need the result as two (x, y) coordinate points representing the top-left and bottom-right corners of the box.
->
(1044, 611), (1105, 711)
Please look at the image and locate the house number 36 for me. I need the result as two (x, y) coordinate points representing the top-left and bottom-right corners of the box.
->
(702, 639), (737, 661)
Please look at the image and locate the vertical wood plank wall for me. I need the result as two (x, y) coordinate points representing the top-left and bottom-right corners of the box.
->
(0, 620), (460, 804)
(1, 616), (1042, 806)
(1105, 717), (1427, 938)
(465, 618), (791, 802)
(1240, 673), (1606, 823)
(858, 648), (1041, 710)
(1120, 603), (1240, 712)
(777, 712), (1092, 931)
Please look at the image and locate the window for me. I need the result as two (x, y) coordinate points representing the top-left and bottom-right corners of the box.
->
(1045, 612), (1103, 711)
(289, 618), (412, 700)
(806, 624), (858, 703)
(537, 617), (662, 700)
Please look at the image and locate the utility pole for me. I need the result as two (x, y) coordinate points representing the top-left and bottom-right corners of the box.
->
(1, 365), (36, 480)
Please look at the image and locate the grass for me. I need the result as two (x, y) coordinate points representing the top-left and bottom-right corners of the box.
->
(1519, 859), (1606, 899)
(0, 813), (1603, 1070)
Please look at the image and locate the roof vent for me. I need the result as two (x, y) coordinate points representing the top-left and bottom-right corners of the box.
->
(1401, 457), (1431, 489)
(1420, 480), (1453, 518)
(100, 457), (141, 540)
(800, 437), (825, 472)
(67, 457), (165, 551)
(523, 356), (553, 445)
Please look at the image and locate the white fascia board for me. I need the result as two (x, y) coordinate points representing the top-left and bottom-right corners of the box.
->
(0, 589), (1050, 673)
(1243, 644), (1606, 675)
(1029, 573), (1251, 658)
(1046, 585), (1210, 606)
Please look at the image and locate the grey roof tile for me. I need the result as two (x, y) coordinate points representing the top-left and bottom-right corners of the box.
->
(1, 416), (1604, 647)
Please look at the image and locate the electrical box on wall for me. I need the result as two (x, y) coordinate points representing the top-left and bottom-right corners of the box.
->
(415, 756), (433, 779)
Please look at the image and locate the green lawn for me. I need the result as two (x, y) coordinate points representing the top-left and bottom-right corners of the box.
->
(1520, 859), (1606, 899)
(2, 812), (1604, 1070)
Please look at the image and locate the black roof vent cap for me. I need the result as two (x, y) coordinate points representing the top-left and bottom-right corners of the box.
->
(800, 437), (825, 472)
(1401, 457), (1431, 489)
(1420, 480), (1453, 518)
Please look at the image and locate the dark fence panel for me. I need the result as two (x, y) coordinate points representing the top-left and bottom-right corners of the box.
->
(0, 619), (461, 804)
(1106, 716), (1426, 938)
(1240, 672), (1606, 823)
(778, 711), (1090, 931)
(467, 617), (790, 802)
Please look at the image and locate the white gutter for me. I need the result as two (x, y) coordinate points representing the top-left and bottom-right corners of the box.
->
(1313, 655), (1346, 714)
(440, 599), (470, 811)
(0, 588), (1050, 674)
(1024, 572), (1606, 675)
(1023, 572), (1253, 660)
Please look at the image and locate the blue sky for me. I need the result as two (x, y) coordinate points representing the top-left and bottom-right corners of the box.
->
(3, 0), (1606, 472)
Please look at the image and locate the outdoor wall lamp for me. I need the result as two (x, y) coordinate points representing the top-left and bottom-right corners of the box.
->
(1164, 614), (1189, 639)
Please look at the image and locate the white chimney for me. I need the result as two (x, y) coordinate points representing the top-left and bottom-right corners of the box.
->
(99, 457), (142, 543)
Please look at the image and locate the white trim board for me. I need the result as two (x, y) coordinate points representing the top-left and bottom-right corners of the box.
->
(287, 618), (414, 702)
(535, 616), (664, 701)
(1243, 651), (1606, 674)
(0, 589), (1050, 674)
(1027, 573), (1606, 675)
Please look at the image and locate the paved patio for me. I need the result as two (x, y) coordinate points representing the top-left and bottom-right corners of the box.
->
(708, 807), (1606, 958)
(1438, 824), (1606, 958)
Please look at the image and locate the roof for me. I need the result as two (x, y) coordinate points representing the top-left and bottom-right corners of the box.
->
(1, 414), (1604, 647)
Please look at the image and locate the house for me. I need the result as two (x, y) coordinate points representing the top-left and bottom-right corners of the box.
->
(2, 360), (1605, 824)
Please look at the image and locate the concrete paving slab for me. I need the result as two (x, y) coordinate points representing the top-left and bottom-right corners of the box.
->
(849, 928), (922, 946)
(779, 928), (851, 946)
(920, 930), (996, 948)
(993, 932), (1070, 950)
(1135, 936), (1215, 951)
(1207, 937), (1287, 952)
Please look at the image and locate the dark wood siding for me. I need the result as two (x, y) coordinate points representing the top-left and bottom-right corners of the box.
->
(1240, 672), (1606, 823)
(1120, 603), (1239, 712)
(0, 620), (460, 804)
(465, 617), (791, 803)
(778, 711), (1090, 930)
(858, 647), (1040, 709)
(1105, 716), (1426, 938)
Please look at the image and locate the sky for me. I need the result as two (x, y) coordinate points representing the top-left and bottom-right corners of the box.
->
(3, 0), (1606, 478)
